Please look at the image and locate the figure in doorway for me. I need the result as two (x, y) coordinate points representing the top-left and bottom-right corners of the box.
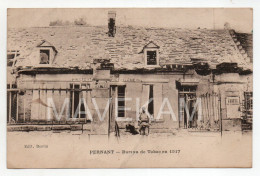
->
(138, 107), (151, 135)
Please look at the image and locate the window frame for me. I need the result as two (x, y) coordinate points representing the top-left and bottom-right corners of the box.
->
(147, 84), (154, 116)
(69, 83), (91, 119)
(7, 50), (20, 67)
(117, 85), (126, 118)
(144, 48), (159, 67)
(244, 92), (253, 111)
(38, 47), (52, 66)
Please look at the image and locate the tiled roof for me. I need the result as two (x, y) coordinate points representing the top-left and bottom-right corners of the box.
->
(7, 26), (252, 70)
(234, 32), (253, 63)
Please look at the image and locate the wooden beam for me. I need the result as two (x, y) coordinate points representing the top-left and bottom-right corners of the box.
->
(16, 92), (19, 122)
(72, 84), (75, 118)
(7, 88), (92, 92)
(23, 96), (26, 122)
(8, 92), (11, 123)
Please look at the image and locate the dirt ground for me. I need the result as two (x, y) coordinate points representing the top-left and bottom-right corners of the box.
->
(7, 130), (252, 168)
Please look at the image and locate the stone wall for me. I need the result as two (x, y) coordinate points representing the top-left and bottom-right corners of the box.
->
(11, 71), (253, 133)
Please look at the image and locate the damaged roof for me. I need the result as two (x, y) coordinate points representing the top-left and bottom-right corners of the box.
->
(7, 25), (252, 71)
(233, 32), (253, 63)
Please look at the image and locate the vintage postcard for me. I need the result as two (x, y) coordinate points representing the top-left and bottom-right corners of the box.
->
(7, 8), (253, 168)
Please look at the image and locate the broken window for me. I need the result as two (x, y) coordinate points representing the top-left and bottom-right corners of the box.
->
(7, 50), (20, 67)
(7, 54), (15, 67)
(40, 49), (50, 64)
(146, 50), (157, 65)
(117, 86), (126, 117)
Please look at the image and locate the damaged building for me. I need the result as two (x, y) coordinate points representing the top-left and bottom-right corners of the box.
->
(7, 11), (253, 134)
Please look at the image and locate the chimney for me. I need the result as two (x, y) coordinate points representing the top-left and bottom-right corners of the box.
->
(108, 11), (116, 37)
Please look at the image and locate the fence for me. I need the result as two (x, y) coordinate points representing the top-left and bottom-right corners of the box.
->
(199, 93), (221, 130)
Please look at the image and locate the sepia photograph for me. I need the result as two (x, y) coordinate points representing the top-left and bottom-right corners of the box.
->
(6, 8), (253, 168)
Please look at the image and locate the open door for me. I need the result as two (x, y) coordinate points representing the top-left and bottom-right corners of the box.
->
(178, 86), (197, 129)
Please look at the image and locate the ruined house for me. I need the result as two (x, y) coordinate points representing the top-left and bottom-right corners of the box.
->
(7, 12), (253, 133)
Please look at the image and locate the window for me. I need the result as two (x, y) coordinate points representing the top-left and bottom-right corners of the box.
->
(244, 92), (253, 111)
(7, 89), (18, 123)
(40, 49), (50, 64)
(179, 86), (197, 93)
(148, 85), (154, 115)
(7, 50), (20, 67)
(117, 86), (126, 117)
(37, 40), (57, 65)
(146, 50), (157, 65)
(69, 84), (86, 118)
(142, 41), (159, 66)
(142, 84), (154, 117)
(7, 54), (15, 67)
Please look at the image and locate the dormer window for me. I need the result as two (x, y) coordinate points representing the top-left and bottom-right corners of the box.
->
(40, 49), (50, 64)
(37, 40), (58, 66)
(146, 50), (157, 65)
(141, 41), (160, 66)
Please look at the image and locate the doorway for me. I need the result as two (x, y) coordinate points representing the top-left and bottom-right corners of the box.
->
(178, 86), (198, 129)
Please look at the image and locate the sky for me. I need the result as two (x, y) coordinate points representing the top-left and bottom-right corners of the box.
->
(7, 8), (253, 33)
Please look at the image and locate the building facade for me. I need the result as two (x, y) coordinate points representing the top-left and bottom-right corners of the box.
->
(7, 13), (253, 134)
